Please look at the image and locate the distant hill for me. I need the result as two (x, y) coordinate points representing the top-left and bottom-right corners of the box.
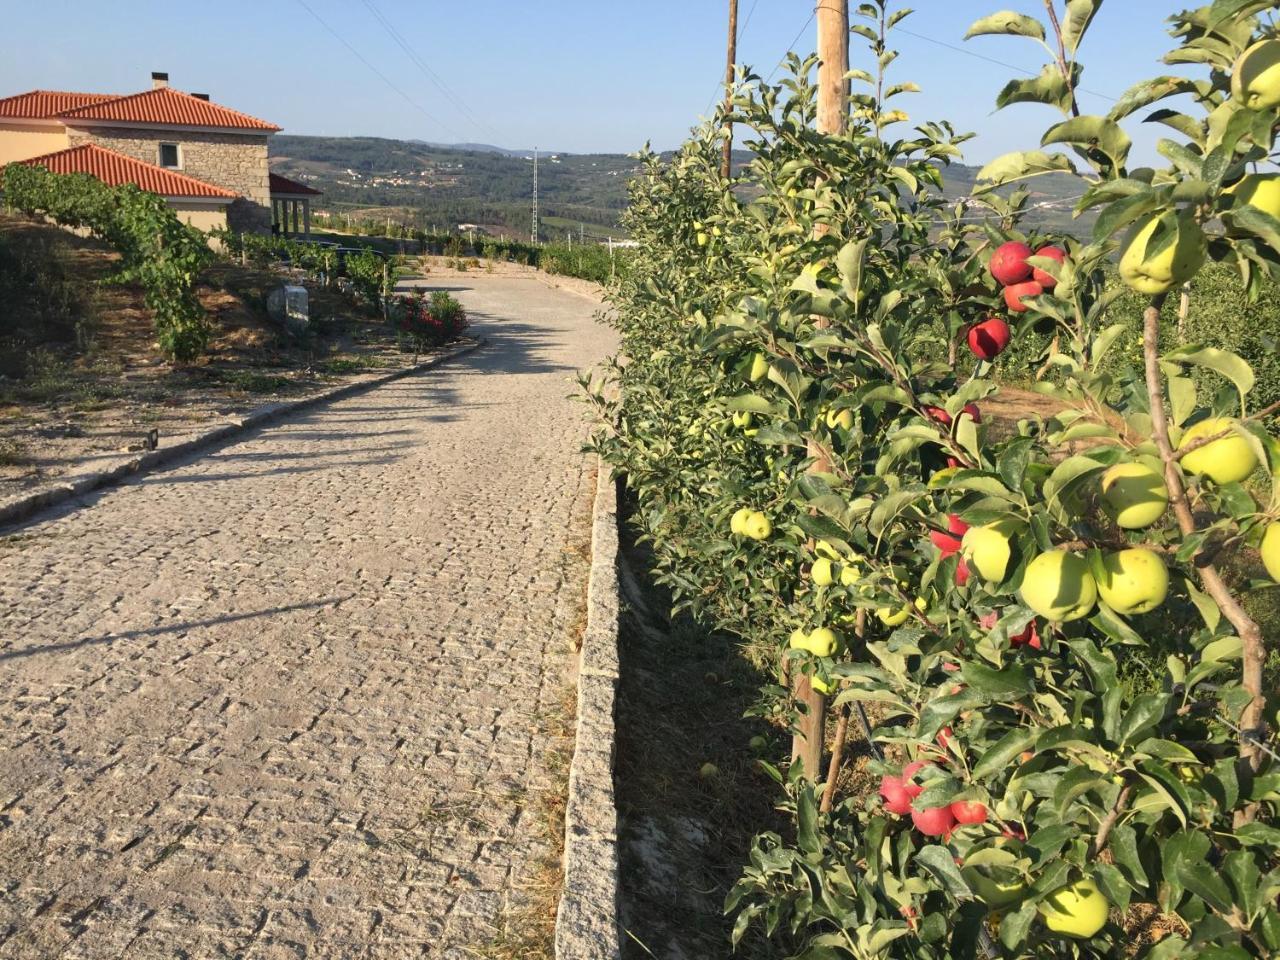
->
(269, 135), (1094, 241)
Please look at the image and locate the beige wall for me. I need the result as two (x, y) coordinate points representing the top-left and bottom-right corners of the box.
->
(67, 125), (271, 233)
(170, 202), (228, 234)
(0, 123), (69, 165)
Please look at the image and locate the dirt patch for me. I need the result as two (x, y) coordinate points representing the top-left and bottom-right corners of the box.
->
(0, 213), (452, 503)
(614, 500), (782, 960)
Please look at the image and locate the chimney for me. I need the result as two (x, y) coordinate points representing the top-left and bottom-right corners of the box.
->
(192, 93), (209, 101)
(151, 71), (169, 89)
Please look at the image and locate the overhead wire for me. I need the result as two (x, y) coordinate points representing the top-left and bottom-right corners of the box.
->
(358, 0), (505, 143)
(293, 0), (461, 139)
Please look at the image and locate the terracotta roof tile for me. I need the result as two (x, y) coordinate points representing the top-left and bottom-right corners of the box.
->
(269, 171), (323, 196)
(0, 90), (121, 119)
(57, 87), (281, 131)
(19, 143), (237, 199)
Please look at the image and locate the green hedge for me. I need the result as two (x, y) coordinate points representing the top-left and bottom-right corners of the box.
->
(2, 163), (213, 360)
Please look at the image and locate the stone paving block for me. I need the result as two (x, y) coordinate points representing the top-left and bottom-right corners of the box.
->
(0, 277), (615, 959)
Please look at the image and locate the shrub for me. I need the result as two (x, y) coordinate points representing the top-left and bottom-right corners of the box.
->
(393, 289), (467, 353)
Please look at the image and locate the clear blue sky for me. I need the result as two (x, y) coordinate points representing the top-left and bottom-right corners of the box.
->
(1, 2), (1189, 165)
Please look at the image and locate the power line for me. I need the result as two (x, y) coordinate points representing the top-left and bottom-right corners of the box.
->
(893, 26), (1118, 104)
(766, 8), (818, 83)
(358, 0), (505, 143)
(294, 0), (460, 138)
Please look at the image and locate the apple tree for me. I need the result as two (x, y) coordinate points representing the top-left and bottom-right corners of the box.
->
(588, 1), (1280, 956)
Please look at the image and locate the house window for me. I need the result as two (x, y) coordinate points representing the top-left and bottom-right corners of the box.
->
(158, 143), (180, 169)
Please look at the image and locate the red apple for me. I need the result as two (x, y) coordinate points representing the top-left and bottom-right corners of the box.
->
(967, 317), (1012, 360)
(1032, 245), (1066, 289)
(1003, 280), (1043, 313)
(930, 514), (969, 556)
(959, 403), (982, 424)
(879, 774), (913, 815)
(945, 456), (962, 468)
(1002, 823), (1026, 840)
(912, 803), (956, 837)
(937, 726), (954, 752)
(923, 405), (952, 427)
(1010, 620), (1041, 650)
(954, 558), (971, 586)
(901, 760), (931, 801)
(989, 240), (1033, 285)
(951, 800), (989, 825)
(942, 660), (961, 673)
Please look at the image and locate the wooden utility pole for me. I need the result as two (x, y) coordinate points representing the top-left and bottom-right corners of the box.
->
(721, 0), (738, 178)
(792, 0), (850, 782)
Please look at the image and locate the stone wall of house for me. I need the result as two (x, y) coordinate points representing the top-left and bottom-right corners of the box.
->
(66, 126), (272, 233)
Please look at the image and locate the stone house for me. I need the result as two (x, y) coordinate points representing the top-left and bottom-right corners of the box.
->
(0, 72), (320, 235)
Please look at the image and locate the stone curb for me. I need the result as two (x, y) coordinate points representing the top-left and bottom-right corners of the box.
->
(555, 456), (621, 960)
(0, 338), (485, 530)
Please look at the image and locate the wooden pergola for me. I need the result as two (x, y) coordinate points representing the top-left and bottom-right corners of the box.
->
(269, 172), (323, 239)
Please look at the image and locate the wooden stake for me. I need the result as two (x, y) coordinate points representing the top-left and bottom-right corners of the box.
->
(721, 0), (738, 179)
(791, 0), (850, 781)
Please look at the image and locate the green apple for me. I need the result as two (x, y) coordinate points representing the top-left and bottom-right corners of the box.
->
(1100, 462), (1168, 529)
(788, 628), (809, 651)
(811, 557), (836, 586)
(839, 563), (860, 587)
(700, 762), (719, 779)
(748, 735), (768, 753)
(1019, 550), (1097, 622)
(811, 674), (832, 695)
(731, 410), (754, 429)
(1232, 39), (1280, 111)
(696, 231), (709, 247)
(825, 407), (855, 431)
(963, 866), (1028, 909)
(748, 352), (769, 382)
(744, 511), (772, 540)
(1118, 211), (1207, 295)
(1261, 522), (1280, 582)
(1097, 548), (1169, 615)
(961, 521), (1016, 582)
(730, 507), (752, 536)
(1179, 418), (1257, 484)
(1037, 879), (1110, 939)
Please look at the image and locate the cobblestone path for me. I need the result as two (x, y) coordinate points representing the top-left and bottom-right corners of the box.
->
(0, 278), (615, 959)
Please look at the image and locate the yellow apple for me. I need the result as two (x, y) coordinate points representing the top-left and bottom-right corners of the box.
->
(788, 628), (809, 650)
(826, 407), (855, 431)
(1261, 522), (1280, 582)
(839, 563), (860, 587)
(811, 674), (832, 695)
(1178, 418), (1257, 485)
(811, 558), (836, 586)
(1232, 39), (1280, 111)
(961, 521), (1015, 582)
(730, 507), (752, 536)
(748, 352), (770, 382)
(731, 410), (754, 430)
(807, 627), (841, 657)
(1225, 174), (1280, 226)
(877, 596), (926, 627)
(1097, 548), (1169, 615)
(1019, 550), (1097, 622)
(1118, 212), (1207, 295)
(815, 540), (842, 562)
(1037, 879), (1109, 939)
(696, 231), (709, 246)
(744, 511), (772, 540)
(1100, 462), (1168, 529)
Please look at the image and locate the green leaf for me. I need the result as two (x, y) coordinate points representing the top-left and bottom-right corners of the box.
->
(796, 785), (820, 855)
(1109, 76), (1204, 122)
(999, 898), (1038, 949)
(960, 661), (1034, 700)
(996, 65), (1076, 114)
(1227, 204), (1280, 258)
(1110, 824), (1149, 888)
(1178, 860), (1234, 913)
(973, 727), (1039, 779)
(835, 237), (870, 305)
(1041, 114), (1132, 172)
(1117, 693), (1168, 746)
(1061, 0), (1101, 54)
(964, 11), (1045, 41)
(916, 844), (974, 899)
(1165, 346), (1255, 402)
(974, 151), (1076, 191)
